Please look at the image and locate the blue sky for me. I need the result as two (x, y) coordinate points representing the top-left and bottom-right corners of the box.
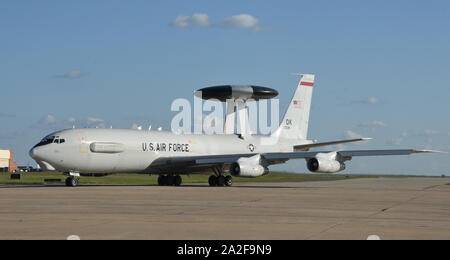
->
(0, 0), (449, 174)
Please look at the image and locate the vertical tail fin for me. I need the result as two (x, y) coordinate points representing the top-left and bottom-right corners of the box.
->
(272, 74), (315, 140)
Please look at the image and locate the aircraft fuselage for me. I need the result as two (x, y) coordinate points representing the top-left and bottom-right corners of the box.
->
(29, 128), (299, 174)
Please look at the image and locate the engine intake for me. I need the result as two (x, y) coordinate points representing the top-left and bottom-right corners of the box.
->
(307, 152), (346, 173)
(230, 154), (269, 178)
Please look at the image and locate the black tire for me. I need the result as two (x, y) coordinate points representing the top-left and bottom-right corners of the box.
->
(72, 177), (79, 187)
(166, 175), (174, 186)
(66, 177), (78, 187)
(216, 175), (225, 187)
(225, 176), (233, 186)
(174, 175), (182, 186)
(158, 175), (165, 186)
(208, 175), (216, 186)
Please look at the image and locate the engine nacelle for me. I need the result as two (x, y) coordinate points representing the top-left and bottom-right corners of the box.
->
(307, 152), (346, 173)
(230, 154), (269, 178)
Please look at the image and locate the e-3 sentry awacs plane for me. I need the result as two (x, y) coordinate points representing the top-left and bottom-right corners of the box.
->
(29, 74), (436, 187)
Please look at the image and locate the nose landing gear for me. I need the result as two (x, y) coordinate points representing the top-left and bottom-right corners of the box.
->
(65, 176), (79, 187)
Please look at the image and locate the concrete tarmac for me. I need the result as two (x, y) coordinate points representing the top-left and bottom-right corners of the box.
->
(0, 177), (449, 240)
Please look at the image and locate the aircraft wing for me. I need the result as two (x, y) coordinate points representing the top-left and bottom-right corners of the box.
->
(148, 149), (438, 174)
(263, 149), (439, 161)
(293, 138), (372, 150)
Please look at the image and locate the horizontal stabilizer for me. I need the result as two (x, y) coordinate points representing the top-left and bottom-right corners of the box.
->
(294, 138), (372, 150)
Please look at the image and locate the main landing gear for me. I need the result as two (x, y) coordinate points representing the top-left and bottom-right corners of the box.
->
(209, 167), (233, 187)
(158, 174), (182, 186)
(208, 175), (233, 187)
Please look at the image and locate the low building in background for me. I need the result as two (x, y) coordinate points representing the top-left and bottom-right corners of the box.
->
(0, 150), (18, 172)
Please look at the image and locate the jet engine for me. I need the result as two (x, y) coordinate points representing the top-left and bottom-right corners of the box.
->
(230, 154), (269, 178)
(307, 152), (346, 173)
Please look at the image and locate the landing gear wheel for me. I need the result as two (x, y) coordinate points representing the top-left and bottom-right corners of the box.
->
(216, 175), (225, 187)
(166, 175), (174, 186)
(225, 176), (233, 186)
(158, 175), (165, 186)
(208, 175), (216, 186)
(65, 176), (78, 187)
(174, 175), (182, 186)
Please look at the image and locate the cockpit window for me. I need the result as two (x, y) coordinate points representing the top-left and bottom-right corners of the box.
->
(40, 136), (55, 145)
(33, 136), (66, 148)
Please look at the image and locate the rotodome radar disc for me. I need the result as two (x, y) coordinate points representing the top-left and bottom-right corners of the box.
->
(195, 85), (278, 101)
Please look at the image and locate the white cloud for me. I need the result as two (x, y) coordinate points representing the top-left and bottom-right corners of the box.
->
(191, 13), (212, 27)
(345, 130), (364, 139)
(171, 13), (263, 32)
(223, 14), (260, 30)
(172, 13), (211, 28)
(43, 115), (57, 124)
(56, 70), (86, 79)
(358, 121), (388, 128)
(354, 97), (381, 105)
(172, 16), (190, 28)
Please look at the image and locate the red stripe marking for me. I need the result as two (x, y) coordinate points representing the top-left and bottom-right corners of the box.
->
(300, 81), (314, 86)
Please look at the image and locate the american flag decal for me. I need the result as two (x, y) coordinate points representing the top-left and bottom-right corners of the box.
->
(293, 100), (302, 108)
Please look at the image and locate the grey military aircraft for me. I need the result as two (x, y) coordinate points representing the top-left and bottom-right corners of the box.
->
(29, 74), (437, 187)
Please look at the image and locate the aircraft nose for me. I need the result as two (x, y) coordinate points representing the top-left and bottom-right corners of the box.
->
(29, 147), (40, 160)
(29, 147), (36, 159)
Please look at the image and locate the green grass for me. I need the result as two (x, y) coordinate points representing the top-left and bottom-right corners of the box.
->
(0, 171), (373, 185)
(0, 171), (444, 186)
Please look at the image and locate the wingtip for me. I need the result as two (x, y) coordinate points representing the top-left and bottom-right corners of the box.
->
(412, 149), (447, 154)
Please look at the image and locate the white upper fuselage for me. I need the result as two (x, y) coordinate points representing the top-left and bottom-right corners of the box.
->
(29, 128), (308, 174)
